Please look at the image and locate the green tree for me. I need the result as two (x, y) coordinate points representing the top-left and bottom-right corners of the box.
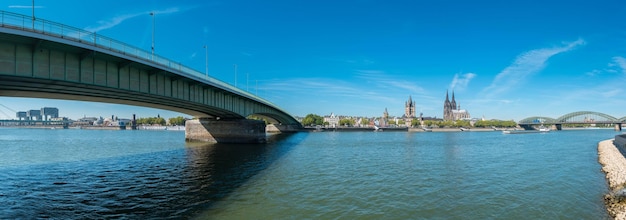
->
(302, 114), (323, 126)
(168, 116), (186, 125)
(155, 117), (166, 125)
(441, 120), (454, 128)
(339, 118), (355, 127)
(137, 117), (166, 125)
(388, 119), (397, 125)
(455, 120), (471, 128)
(502, 120), (517, 128)
(411, 119), (421, 127)
(474, 120), (488, 127)
(398, 119), (405, 126)
(361, 118), (370, 126)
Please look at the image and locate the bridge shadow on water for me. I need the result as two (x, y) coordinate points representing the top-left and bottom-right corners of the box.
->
(0, 132), (307, 219)
(175, 132), (307, 218)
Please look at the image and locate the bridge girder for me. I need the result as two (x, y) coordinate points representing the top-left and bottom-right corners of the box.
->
(518, 116), (556, 124)
(555, 111), (618, 123)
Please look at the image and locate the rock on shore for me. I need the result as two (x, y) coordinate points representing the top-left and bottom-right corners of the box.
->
(598, 139), (626, 219)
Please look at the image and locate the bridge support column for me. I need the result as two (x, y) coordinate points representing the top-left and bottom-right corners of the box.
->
(616, 123), (622, 131)
(555, 124), (562, 131)
(266, 124), (302, 133)
(185, 118), (266, 143)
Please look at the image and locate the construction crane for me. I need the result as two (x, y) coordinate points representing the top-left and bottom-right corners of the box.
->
(0, 103), (16, 119)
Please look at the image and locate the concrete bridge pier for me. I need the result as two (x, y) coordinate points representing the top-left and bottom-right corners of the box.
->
(555, 124), (562, 131)
(616, 123), (622, 131)
(185, 118), (267, 143)
(519, 124), (533, 130)
(266, 124), (302, 133)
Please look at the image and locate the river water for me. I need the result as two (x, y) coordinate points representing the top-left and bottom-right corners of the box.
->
(0, 127), (615, 219)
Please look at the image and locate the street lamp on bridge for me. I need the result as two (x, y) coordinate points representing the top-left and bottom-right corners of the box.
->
(150, 11), (155, 60)
(31, 0), (34, 29)
(203, 45), (208, 78)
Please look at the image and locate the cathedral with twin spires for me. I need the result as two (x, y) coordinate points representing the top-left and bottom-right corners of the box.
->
(443, 91), (470, 121)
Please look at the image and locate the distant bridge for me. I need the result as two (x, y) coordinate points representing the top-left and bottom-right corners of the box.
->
(518, 111), (624, 131)
(0, 11), (301, 143)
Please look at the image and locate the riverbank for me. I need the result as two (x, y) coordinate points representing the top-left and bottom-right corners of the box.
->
(408, 127), (499, 132)
(598, 139), (626, 219)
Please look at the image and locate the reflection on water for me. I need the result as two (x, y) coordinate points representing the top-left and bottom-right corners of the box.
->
(0, 128), (302, 219)
(0, 128), (614, 219)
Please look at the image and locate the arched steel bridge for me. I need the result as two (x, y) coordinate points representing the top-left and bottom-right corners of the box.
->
(518, 111), (624, 131)
(0, 11), (300, 126)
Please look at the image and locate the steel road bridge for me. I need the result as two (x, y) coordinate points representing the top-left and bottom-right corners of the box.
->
(0, 11), (301, 143)
(518, 111), (624, 131)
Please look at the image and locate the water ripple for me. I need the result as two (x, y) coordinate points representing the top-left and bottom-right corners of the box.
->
(0, 128), (614, 219)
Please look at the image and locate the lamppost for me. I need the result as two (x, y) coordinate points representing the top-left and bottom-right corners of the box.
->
(233, 64), (238, 87)
(203, 45), (208, 78)
(31, 0), (35, 30)
(150, 11), (155, 60)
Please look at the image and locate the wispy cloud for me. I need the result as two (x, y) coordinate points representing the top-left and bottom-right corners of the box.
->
(585, 69), (602, 77)
(481, 39), (585, 97)
(9, 5), (44, 9)
(323, 57), (375, 65)
(449, 72), (476, 91)
(602, 88), (622, 98)
(262, 77), (387, 101)
(85, 7), (181, 33)
(612, 56), (626, 74)
(585, 56), (626, 76)
(355, 70), (426, 95)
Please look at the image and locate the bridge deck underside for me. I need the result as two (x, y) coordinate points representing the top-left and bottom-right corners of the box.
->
(0, 30), (299, 125)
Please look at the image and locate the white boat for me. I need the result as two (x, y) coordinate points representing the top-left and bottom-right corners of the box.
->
(503, 130), (541, 134)
(503, 126), (550, 134)
(538, 127), (550, 132)
(538, 125), (550, 132)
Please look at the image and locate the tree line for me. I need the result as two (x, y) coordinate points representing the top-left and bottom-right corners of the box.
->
(136, 116), (187, 126)
(301, 113), (517, 128)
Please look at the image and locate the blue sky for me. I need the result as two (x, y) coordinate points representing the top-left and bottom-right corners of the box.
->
(1, 0), (625, 121)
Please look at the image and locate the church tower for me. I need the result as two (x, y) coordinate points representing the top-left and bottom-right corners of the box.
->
(451, 91), (457, 111)
(405, 96), (416, 118)
(444, 90), (452, 121)
(383, 108), (389, 120)
(444, 90), (470, 121)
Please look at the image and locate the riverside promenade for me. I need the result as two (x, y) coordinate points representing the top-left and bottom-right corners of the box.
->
(598, 135), (626, 219)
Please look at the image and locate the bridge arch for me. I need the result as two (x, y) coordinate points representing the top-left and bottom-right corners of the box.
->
(619, 117), (626, 122)
(518, 116), (556, 124)
(555, 111), (617, 123)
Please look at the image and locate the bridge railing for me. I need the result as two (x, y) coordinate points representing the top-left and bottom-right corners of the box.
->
(0, 11), (292, 117)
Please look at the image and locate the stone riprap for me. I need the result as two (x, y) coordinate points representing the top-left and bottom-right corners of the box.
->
(598, 139), (626, 219)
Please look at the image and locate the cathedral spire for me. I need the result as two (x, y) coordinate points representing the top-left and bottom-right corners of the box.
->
(445, 90), (449, 102)
(451, 90), (457, 110)
(452, 91), (455, 102)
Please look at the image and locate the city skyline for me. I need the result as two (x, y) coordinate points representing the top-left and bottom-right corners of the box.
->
(0, 1), (625, 121)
